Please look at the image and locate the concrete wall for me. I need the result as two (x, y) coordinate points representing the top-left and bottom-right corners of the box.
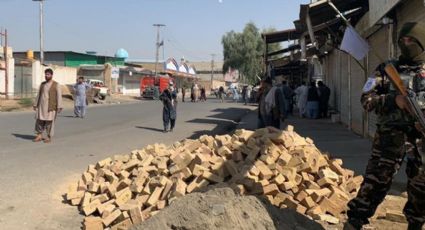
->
(46, 66), (78, 85)
(0, 57), (15, 98)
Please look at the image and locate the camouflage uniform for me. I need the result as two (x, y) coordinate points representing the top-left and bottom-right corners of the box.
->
(345, 22), (425, 230)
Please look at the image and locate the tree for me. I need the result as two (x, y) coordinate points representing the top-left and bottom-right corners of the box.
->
(222, 22), (281, 84)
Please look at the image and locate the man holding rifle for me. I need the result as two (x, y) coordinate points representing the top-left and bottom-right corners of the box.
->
(344, 22), (425, 230)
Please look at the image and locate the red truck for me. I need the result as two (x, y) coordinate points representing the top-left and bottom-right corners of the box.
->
(140, 75), (173, 98)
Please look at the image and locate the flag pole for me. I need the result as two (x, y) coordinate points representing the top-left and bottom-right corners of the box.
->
(327, 0), (385, 65)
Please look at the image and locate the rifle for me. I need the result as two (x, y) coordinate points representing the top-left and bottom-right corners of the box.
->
(384, 63), (425, 172)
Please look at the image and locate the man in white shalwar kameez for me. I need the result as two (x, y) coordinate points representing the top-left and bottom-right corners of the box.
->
(294, 81), (308, 118)
(33, 68), (63, 143)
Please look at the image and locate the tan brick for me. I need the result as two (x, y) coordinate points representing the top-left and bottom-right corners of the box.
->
(129, 207), (144, 225)
(202, 170), (224, 183)
(67, 190), (84, 201)
(83, 199), (102, 216)
(83, 216), (103, 230)
(102, 209), (122, 227)
(301, 196), (317, 209)
(110, 218), (132, 230)
(146, 186), (164, 206)
(318, 197), (343, 217)
(263, 183), (280, 196)
(115, 187), (132, 208)
(91, 194), (109, 203)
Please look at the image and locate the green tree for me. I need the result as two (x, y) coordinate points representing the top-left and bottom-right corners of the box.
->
(222, 22), (281, 84)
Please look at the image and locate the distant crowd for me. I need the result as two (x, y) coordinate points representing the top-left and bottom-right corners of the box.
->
(256, 77), (331, 129)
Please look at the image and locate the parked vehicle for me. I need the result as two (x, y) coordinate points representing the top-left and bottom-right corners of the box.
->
(86, 79), (110, 100)
(140, 75), (172, 99)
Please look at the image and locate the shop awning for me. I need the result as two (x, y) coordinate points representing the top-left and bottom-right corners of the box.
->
(299, 0), (368, 28)
(262, 28), (302, 44)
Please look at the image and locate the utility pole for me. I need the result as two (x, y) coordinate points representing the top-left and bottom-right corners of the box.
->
(153, 24), (165, 77)
(0, 29), (8, 99)
(33, 0), (44, 65)
(210, 54), (215, 88)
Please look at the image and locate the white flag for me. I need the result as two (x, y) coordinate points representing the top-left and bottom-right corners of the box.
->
(340, 25), (369, 61)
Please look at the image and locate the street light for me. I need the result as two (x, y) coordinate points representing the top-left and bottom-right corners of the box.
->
(33, 0), (44, 65)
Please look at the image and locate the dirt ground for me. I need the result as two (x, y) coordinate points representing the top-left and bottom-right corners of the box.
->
(131, 185), (415, 230)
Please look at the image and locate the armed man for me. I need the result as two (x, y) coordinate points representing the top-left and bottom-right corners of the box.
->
(344, 22), (425, 230)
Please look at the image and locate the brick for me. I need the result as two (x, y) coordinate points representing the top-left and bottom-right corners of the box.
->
(318, 168), (339, 182)
(279, 181), (296, 191)
(316, 214), (339, 224)
(102, 209), (122, 227)
(318, 197), (343, 217)
(296, 204), (307, 214)
(263, 183), (280, 196)
(84, 216), (103, 230)
(202, 170), (224, 183)
(255, 161), (273, 180)
(97, 199), (116, 214)
(67, 191), (84, 201)
(91, 194), (109, 203)
(317, 177), (337, 187)
(129, 207), (144, 225)
(96, 157), (112, 169)
(157, 200), (166, 210)
(217, 146), (232, 157)
(385, 210), (407, 223)
(282, 197), (299, 210)
(115, 187), (132, 208)
(295, 191), (308, 202)
(160, 179), (174, 200)
(192, 164), (209, 177)
(301, 196), (317, 209)
(309, 188), (331, 202)
(146, 186), (164, 206)
(306, 205), (323, 218)
(81, 192), (92, 208)
(110, 218), (132, 230)
(83, 199), (101, 216)
(136, 194), (150, 205)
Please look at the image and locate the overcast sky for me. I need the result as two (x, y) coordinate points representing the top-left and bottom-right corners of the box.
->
(0, 0), (309, 61)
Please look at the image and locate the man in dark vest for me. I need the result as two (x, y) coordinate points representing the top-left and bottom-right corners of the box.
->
(33, 68), (63, 143)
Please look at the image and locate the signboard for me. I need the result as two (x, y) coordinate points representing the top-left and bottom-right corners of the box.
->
(111, 67), (120, 79)
(369, 0), (401, 27)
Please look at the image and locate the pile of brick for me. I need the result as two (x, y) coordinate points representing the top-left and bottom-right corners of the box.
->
(65, 126), (363, 230)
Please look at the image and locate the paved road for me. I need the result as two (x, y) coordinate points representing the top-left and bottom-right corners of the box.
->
(0, 99), (254, 230)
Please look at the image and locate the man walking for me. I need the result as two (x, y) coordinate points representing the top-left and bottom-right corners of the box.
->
(344, 22), (425, 230)
(73, 76), (91, 118)
(295, 81), (308, 118)
(33, 68), (63, 143)
(317, 81), (330, 118)
(282, 80), (294, 116)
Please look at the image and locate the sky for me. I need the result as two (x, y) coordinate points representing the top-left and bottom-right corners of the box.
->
(0, 0), (310, 61)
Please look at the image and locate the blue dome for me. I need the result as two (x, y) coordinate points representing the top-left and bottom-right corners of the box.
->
(115, 49), (129, 59)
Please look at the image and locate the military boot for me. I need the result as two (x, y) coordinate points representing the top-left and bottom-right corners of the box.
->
(407, 222), (424, 230)
(343, 219), (365, 230)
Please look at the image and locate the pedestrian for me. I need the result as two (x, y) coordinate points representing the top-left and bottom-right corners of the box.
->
(169, 93), (178, 132)
(344, 22), (425, 230)
(200, 87), (207, 102)
(306, 81), (320, 119)
(181, 87), (186, 102)
(265, 78), (286, 129)
(190, 84), (195, 102)
(73, 76), (91, 118)
(317, 81), (330, 118)
(232, 86), (240, 102)
(295, 81), (308, 118)
(194, 83), (200, 102)
(242, 86), (248, 105)
(282, 80), (294, 116)
(247, 85), (252, 104)
(159, 89), (173, 133)
(257, 77), (273, 128)
(32, 68), (63, 143)
(218, 86), (225, 103)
